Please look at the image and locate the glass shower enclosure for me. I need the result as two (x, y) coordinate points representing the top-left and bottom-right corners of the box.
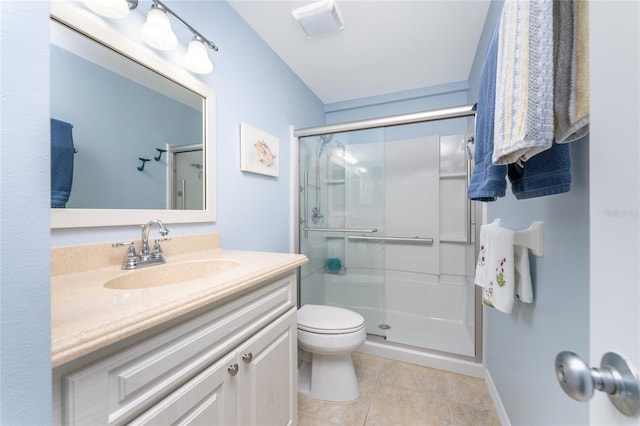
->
(296, 105), (480, 360)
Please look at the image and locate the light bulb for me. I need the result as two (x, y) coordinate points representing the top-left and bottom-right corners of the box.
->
(84, 0), (130, 19)
(184, 38), (213, 74)
(141, 6), (177, 51)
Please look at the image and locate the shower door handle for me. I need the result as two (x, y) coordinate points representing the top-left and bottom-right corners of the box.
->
(181, 180), (186, 210)
(466, 133), (473, 245)
(303, 172), (308, 238)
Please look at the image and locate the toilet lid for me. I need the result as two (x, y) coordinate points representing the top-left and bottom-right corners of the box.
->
(297, 304), (365, 334)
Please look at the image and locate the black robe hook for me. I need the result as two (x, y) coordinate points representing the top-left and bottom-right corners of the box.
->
(137, 157), (151, 171)
(154, 148), (167, 161)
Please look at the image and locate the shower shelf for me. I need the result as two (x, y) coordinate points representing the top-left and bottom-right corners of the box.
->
(325, 267), (346, 275)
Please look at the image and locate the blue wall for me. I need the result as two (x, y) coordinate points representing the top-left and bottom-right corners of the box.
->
(467, 2), (589, 424)
(325, 80), (469, 124)
(50, 1), (326, 252)
(0, 2), (52, 424)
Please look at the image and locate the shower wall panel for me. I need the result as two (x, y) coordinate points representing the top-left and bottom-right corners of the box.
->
(383, 136), (440, 275)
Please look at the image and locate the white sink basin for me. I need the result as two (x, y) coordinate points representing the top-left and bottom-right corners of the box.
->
(103, 259), (240, 290)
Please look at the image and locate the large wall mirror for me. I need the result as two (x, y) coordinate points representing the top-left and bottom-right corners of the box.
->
(50, 2), (216, 228)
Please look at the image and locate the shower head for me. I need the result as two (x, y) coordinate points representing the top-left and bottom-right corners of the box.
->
(320, 134), (334, 144)
(317, 133), (334, 158)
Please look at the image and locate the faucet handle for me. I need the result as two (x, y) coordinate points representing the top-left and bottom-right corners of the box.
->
(152, 237), (171, 258)
(112, 241), (137, 256)
(113, 241), (138, 269)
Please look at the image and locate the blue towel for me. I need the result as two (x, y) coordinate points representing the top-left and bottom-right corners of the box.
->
(508, 142), (571, 199)
(468, 25), (507, 202)
(51, 118), (75, 208)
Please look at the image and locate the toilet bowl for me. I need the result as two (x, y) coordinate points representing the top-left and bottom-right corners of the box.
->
(297, 304), (366, 403)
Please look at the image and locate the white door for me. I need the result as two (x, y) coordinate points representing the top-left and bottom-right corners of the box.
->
(588, 1), (639, 424)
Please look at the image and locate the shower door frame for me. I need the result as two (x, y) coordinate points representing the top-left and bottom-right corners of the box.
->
(292, 104), (483, 362)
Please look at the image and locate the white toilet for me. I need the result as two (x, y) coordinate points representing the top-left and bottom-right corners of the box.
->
(297, 304), (366, 403)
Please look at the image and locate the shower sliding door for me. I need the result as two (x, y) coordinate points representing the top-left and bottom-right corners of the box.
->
(299, 128), (387, 338)
(297, 111), (477, 359)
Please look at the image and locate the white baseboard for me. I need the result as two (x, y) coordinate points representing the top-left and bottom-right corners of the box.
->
(484, 367), (510, 426)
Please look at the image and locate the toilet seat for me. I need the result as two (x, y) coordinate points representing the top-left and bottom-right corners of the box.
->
(298, 304), (364, 334)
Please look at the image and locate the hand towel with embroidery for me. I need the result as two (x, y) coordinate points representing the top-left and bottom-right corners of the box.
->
(474, 219), (516, 313)
(493, 0), (555, 165)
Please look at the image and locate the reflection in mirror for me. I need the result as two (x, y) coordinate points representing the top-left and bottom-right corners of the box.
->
(51, 19), (204, 210)
(50, 1), (215, 229)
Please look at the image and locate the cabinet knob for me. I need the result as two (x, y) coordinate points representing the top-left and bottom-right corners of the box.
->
(242, 353), (253, 364)
(227, 363), (239, 376)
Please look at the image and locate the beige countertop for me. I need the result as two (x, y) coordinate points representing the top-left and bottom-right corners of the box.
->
(51, 233), (307, 368)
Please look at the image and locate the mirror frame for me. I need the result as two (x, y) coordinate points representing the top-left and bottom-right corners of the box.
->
(50, 2), (216, 228)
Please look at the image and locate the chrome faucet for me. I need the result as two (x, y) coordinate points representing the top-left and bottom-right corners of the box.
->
(113, 219), (170, 270)
(140, 219), (169, 258)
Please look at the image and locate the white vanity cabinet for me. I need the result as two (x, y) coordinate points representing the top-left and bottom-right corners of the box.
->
(52, 273), (298, 426)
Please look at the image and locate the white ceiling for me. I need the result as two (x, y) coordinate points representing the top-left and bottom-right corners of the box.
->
(229, 0), (491, 104)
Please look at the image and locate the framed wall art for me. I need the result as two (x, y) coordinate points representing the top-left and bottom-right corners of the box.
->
(240, 123), (279, 177)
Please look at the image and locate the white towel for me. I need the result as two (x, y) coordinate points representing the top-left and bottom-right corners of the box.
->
(474, 219), (516, 313)
(493, 0), (555, 165)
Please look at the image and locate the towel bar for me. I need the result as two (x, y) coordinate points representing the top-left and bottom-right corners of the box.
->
(304, 227), (378, 233)
(348, 235), (433, 244)
(513, 221), (544, 257)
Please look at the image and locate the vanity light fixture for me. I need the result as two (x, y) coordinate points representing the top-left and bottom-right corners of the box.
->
(83, 0), (218, 74)
(83, 0), (137, 19)
(292, 0), (345, 38)
(184, 36), (214, 74)
(141, 3), (178, 51)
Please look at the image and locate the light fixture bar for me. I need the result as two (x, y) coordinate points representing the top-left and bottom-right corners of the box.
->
(152, 0), (218, 51)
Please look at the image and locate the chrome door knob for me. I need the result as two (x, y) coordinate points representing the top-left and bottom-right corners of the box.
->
(555, 351), (597, 401)
(555, 351), (640, 416)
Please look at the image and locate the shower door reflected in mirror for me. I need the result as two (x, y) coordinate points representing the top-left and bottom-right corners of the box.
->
(298, 119), (476, 359)
(171, 146), (204, 210)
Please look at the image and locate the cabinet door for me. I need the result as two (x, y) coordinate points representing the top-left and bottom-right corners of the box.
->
(236, 308), (297, 426)
(129, 352), (238, 426)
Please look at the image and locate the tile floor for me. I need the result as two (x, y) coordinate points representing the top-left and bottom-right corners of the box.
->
(298, 352), (501, 426)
